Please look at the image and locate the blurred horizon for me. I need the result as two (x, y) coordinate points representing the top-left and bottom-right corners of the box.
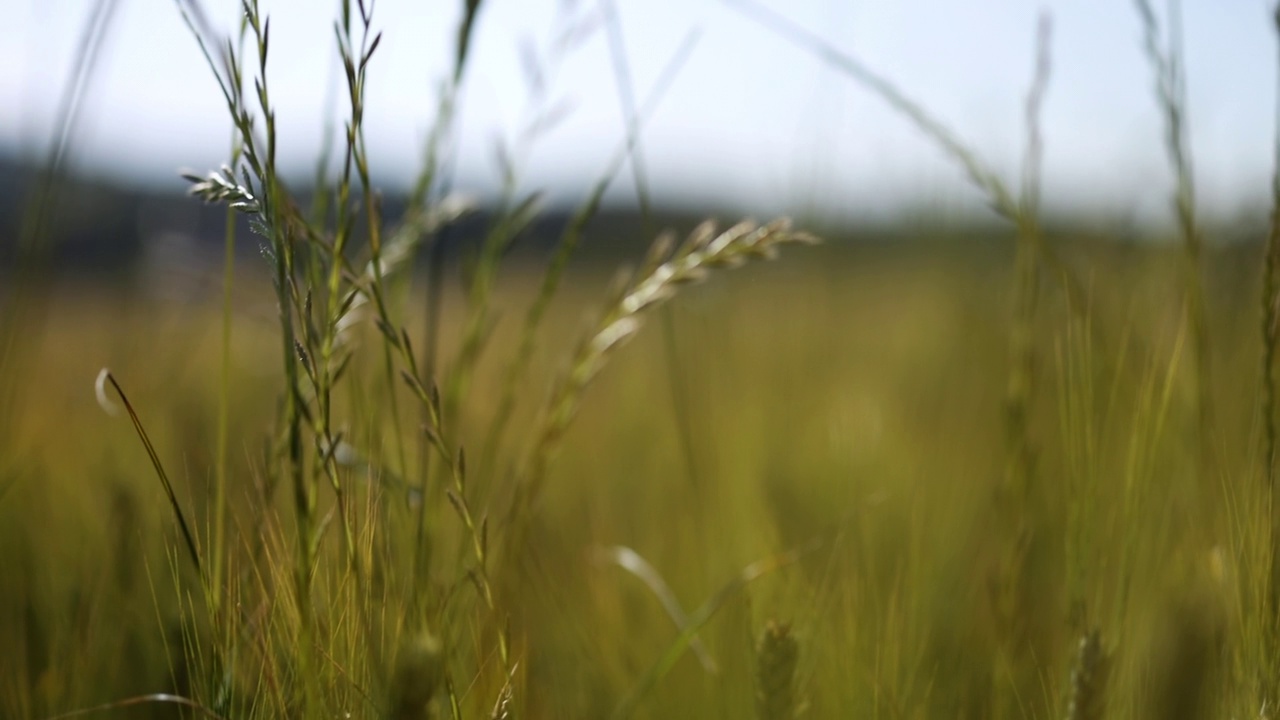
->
(2, 0), (1278, 227)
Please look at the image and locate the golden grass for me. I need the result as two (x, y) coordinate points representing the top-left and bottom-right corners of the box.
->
(6, 1), (1280, 718)
(0, 241), (1274, 718)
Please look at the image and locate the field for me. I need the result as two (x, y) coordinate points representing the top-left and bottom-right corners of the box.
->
(5, 0), (1280, 718)
(2, 236), (1276, 719)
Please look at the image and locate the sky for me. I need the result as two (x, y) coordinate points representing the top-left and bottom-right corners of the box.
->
(1, 0), (1277, 224)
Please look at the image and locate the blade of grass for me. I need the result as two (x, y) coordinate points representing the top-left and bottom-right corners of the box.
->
(594, 545), (719, 674)
(601, 0), (704, 498)
(609, 543), (816, 720)
(419, 0), (487, 378)
(212, 20), (248, 607)
(1, 0), (121, 498)
(412, 0), (488, 612)
(43, 693), (228, 720)
(482, 28), (702, 464)
(1133, 0), (1211, 467)
(96, 369), (203, 580)
(1261, 4), (1280, 708)
(720, 0), (1101, 338)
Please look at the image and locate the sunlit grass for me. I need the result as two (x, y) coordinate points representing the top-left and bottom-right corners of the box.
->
(0, 241), (1272, 718)
(6, 0), (1280, 718)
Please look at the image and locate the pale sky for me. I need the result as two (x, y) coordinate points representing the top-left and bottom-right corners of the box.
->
(1, 0), (1276, 223)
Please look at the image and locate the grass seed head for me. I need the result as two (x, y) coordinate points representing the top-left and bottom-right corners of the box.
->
(1065, 629), (1109, 720)
(756, 619), (800, 720)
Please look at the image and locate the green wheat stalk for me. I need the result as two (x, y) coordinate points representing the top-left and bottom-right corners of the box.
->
(516, 219), (817, 520)
(1261, 3), (1280, 710)
(1133, 0), (1212, 467)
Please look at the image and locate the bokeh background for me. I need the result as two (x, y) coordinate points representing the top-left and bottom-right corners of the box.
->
(4, 2), (1280, 719)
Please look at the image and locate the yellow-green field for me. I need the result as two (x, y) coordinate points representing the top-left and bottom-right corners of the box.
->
(6, 0), (1280, 717)
(1, 237), (1276, 719)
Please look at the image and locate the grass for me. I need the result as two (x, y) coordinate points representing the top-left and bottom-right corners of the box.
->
(0, 241), (1271, 719)
(5, 0), (1280, 718)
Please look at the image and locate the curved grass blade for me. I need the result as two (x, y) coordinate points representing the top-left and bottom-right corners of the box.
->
(43, 693), (228, 720)
(594, 545), (718, 674)
(610, 541), (817, 720)
(96, 368), (203, 577)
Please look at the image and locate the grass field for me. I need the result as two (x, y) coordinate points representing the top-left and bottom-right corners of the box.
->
(2, 238), (1276, 719)
(5, 0), (1280, 718)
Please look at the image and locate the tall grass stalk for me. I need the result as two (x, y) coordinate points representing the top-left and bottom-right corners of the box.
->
(441, 0), (592, 448)
(1264, 15), (1280, 491)
(1133, 0), (1211, 468)
(11, 0), (120, 263)
(178, 1), (372, 711)
(211, 15), (247, 613)
(480, 30), (700, 465)
(0, 0), (120, 495)
(722, 0), (1056, 496)
(600, 0), (705, 499)
(1007, 12), (1052, 503)
(1056, 303), (1101, 631)
(724, 5), (1061, 714)
(993, 23), (1053, 714)
(409, 0), (485, 616)
(1261, 3), (1280, 709)
(174, 3), (740, 714)
(416, 0), (484, 405)
(210, 193), (236, 617)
